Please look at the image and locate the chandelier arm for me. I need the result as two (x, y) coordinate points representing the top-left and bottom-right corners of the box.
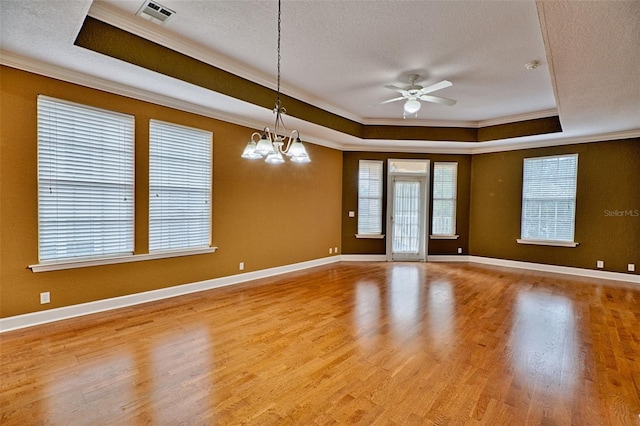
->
(277, 109), (288, 137)
(263, 127), (273, 142)
(273, 109), (281, 138)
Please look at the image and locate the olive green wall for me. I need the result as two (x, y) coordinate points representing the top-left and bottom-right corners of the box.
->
(469, 139), (640, 272)
(342, 152), (472, 256)
(0, 66), (343, 318)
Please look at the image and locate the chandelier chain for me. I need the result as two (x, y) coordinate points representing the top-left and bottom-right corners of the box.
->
(276, 0), (282, 108)
(240, 0), (310, 163)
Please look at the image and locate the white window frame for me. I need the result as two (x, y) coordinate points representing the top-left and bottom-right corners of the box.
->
(517, 153), (579, 247)
(149, 119), (213, 253)
(356, 160), (384, 238)
(35, 95), (135, 265)
(431, 162), (459, 239)
(30, 98), (219, 273)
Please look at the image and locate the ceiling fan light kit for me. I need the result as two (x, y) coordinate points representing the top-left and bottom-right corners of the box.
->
(381, 73), (457, 118)
(404, 99), (422, 115)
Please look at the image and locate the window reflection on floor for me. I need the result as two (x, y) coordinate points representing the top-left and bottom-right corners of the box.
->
(427, 281), (455, 348)
(151, 326), (212, 422)
(46, 351), (135, 422)
(354, 281), (381, 350)
(509, 290), (577, 395)
(389, 265), (422, 341)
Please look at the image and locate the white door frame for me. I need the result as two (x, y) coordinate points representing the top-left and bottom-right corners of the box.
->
(386, 159), (430, 262)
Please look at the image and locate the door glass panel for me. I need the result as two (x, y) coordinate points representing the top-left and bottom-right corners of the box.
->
(389, 160), (429, 174)
(392, 181), (421, 254)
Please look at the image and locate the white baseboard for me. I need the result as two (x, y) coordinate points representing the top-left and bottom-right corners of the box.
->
(341, 254), (388, 262)
(427, 254), (639, 283)
(467, 256), (640, 284)
(4, 253), (637, 332)
(0, 256), (341, 333)
(427, 255), (470, 262)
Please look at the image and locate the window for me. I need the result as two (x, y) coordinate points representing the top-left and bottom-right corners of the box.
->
(149, 120), (212, 252)
(432, 162), (458, 236)
(37, 96), (134, 262)
(357, 160), (383, 236)
(520, 154), (578, 245)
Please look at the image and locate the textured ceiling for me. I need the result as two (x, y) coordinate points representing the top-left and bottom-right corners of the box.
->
(537, 1), (640, 137)
(1, 0), (638, 152)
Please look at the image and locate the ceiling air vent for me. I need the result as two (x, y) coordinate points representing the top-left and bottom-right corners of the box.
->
(136, 1), (175, 25)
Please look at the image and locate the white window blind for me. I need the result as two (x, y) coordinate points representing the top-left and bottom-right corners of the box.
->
(357, 160), (383, 235)
(37, 96), (134, 262)
(432, 162), (457, 235)
(149, 120), (212, 252)
(521, 154), (578, 242)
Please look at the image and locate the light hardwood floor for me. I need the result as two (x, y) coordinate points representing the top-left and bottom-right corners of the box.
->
(1, 262), (639, 425)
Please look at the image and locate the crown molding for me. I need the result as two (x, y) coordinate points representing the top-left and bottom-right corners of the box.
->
(0, 51), (347, 151)
(340, 141), (477, 155)
(361, 108), (558, 129)
(87, 1), (362, 124)
(3, 52), (637, 156)
(0, 51), (252, 127)
(469, 129), (640, 154)
(362, 117), (478, 128)
(91, 2), (561, 131)
(339, 128), (640, 155)
(479, 108), (558, 127)
(87, 2), (273, 88)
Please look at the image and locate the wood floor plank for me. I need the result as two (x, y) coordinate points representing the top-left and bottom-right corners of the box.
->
(2, 262), (640, 424)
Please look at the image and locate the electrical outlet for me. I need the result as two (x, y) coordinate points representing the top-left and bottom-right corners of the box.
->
(239, 262), (244, 271)
(40, 292), (50, 304)
(596, 260), (604, 269)
(329, 248), (333, 254)
(334, 246), (338, 253)
(628, 263), (635, 272)
(348, 211), (355, 218)
(457, 247), (463, 254)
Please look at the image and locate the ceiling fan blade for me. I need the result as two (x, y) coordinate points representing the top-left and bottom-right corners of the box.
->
(384, 85), (409, 95)
(377, 96), (406, 105)
(419, 94), (457, 106)
(418, 80), (453, 95)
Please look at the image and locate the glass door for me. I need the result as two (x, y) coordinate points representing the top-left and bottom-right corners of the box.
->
(386, 160), (429, 261)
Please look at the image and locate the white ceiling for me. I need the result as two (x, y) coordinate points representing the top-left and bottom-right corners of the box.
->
(1, 0), (639, 153)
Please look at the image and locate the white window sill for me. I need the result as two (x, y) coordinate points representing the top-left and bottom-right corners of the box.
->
(430, 234), (459, 240)
(516, 239), (579, 248)
(355, 234), (385, 239)
(29, 247), (218, 273)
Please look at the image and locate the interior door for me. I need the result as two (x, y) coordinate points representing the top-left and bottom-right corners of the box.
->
(388, 176), (427, 261)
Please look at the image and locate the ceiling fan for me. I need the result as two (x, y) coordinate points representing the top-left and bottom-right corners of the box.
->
(380, 74), (457, 117)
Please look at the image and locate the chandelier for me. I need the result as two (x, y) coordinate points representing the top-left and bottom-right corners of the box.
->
(241, 0), (310, 164)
